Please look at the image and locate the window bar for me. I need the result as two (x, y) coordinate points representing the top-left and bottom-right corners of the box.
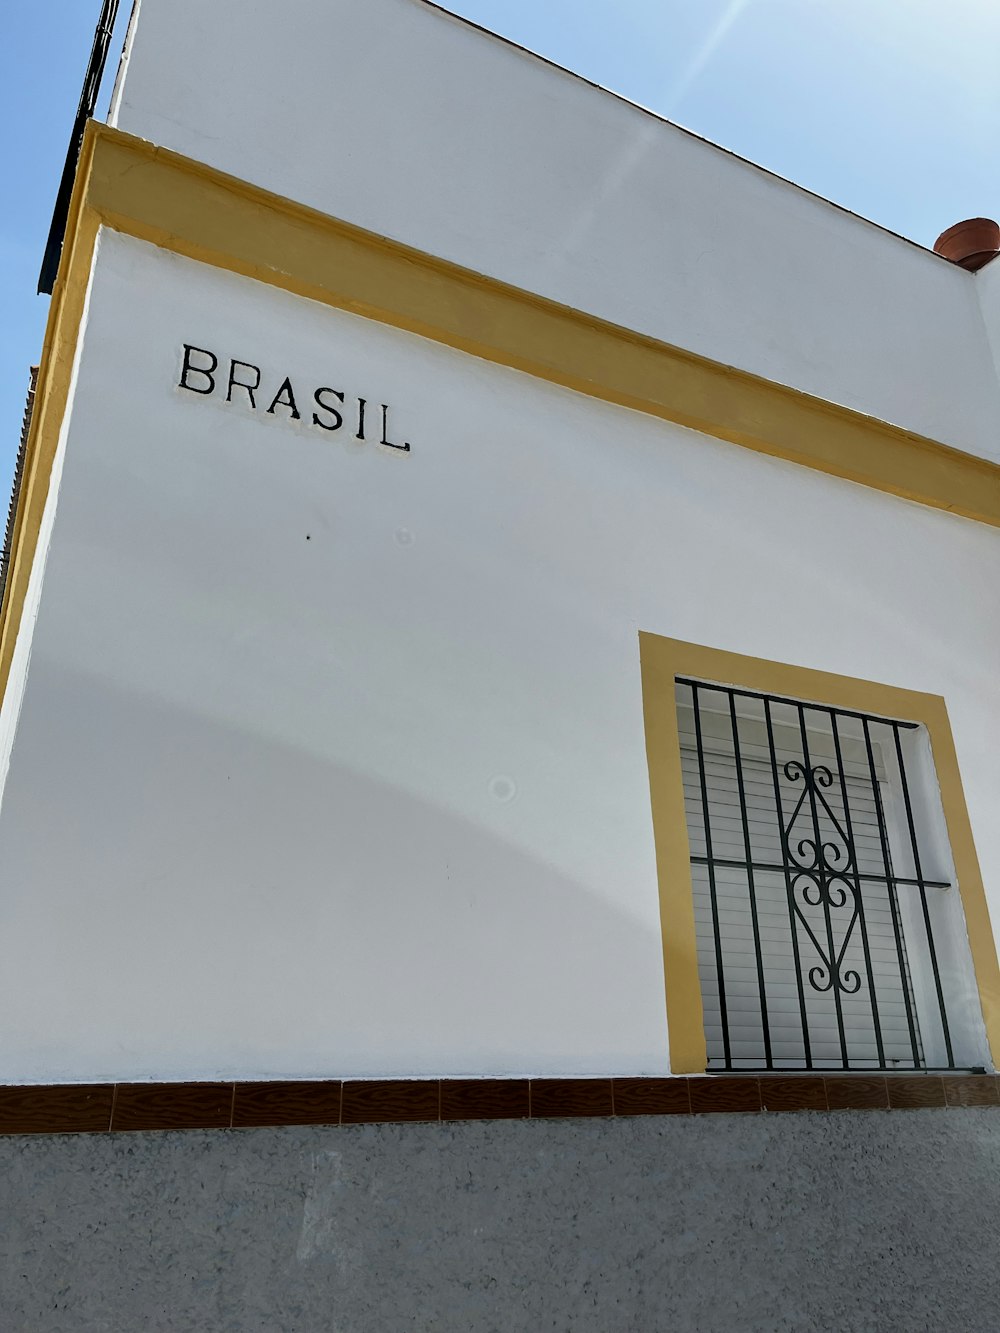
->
(690, 683), (731, 1069)
(862, 717), (921, 1067)
(678, 681), (963, 1071)
(688, 857), (947, 890)
(797, 706), (851, 1068)
(678, 679), (921, 731)
(728, 694), (773, 1069)
(828, 709), (886, 1068)
(763, 697), (812, 1069)
(891, 724), (955, 1067)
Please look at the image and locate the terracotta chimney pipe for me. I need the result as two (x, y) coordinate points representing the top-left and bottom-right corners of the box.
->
(933, 217), (1000, 272)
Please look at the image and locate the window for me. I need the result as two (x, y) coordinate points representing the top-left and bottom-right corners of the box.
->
(677, 679), (984, 1072)
(638, 635), (1000, 1075)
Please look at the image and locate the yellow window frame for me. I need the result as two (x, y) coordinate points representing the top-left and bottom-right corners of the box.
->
(639, 632), (1000, 1074)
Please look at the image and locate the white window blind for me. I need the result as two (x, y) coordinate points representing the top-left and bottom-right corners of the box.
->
(677, 692), (939, 1071)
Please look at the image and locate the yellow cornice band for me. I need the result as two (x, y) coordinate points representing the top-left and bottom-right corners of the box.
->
(9, 120), (1000, 710)
(639, 633), (1000, 1073)
(83, 124), (1000, 530)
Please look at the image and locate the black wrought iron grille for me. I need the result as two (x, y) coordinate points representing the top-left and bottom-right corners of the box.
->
(676, 678), (964, 1073)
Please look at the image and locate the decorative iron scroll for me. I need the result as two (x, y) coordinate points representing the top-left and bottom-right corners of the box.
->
(783, 761), (862, 995)
(679, 676), (956, 1071)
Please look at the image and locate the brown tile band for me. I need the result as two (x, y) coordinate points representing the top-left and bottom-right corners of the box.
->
(1, 1075), (998, 1136)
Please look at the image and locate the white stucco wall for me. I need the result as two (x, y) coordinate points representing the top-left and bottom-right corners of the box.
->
(108, 0), (1000, 463)
(2, 230), (1000, 1082)
(977, 258), (1000, 389)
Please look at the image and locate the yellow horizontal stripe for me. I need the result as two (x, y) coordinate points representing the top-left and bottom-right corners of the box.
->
(82, 125), (1000, 528)
(9, 121), (1000, 713)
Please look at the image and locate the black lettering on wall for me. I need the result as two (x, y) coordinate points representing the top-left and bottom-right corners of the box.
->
(312, 387), (345, 431)
(227, 359), (262, 408)
(267, 376), (301, 420)
(380, 404), (411, 452)
(179, 344), (218, 394)
(178, 349), (412, 455)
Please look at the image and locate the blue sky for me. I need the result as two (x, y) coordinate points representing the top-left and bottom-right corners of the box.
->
(2, 0), (999, 500)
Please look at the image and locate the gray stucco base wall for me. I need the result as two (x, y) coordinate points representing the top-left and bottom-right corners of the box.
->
(2, 1111), (999, 1332)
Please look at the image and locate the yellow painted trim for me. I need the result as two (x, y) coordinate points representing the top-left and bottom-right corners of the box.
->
(7, 120), (1000, 711)
(0, 135), (101, 716)
(83, 123), (1000, 527)
(639, 633), (1000, 1073)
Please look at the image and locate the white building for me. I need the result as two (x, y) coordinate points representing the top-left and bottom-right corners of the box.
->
(3, 1), (1000, 1327)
